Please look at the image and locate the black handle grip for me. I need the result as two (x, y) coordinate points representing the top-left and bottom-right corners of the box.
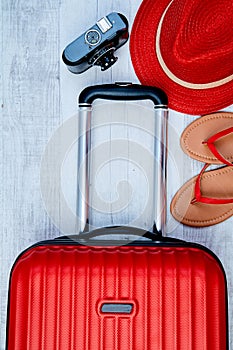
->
(78, 83), (168, 106)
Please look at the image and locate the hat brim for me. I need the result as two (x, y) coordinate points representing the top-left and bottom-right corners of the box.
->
(130, 0), (233, 115)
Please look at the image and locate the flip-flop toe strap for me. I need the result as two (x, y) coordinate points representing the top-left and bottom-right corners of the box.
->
(191, 164), (233, 205)
(202, 127), (233, 166)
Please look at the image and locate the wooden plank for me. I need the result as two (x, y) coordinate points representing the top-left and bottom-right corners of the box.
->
(0, 0), (61, 347)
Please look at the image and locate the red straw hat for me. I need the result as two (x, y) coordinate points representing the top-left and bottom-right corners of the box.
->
(130, 0), (233, 115)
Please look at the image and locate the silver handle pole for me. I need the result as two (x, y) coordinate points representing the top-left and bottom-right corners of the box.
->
(77, 104), (92, 233)
(153, 107), (168, 235)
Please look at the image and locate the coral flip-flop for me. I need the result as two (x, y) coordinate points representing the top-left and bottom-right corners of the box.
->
(170, 164), (233, 227)
(181, 112), (233, 165)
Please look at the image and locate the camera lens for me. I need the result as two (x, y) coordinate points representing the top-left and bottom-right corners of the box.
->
(85, 29), (101, 46)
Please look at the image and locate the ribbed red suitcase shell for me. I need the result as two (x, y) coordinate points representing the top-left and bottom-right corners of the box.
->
(7, 243), (227, 350)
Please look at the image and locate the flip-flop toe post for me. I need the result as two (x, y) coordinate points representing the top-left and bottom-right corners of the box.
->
(201, 127), (233, 166)
(181, 112), (233, 165)
(170, 165), (233, 227)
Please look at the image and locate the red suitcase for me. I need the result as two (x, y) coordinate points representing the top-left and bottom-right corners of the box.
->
(6, 84), (228, 350)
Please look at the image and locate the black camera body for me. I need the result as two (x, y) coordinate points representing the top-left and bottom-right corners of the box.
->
(62, 13), (129, 74)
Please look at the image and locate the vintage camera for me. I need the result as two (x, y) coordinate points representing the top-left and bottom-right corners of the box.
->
(62, 13), (129, 74)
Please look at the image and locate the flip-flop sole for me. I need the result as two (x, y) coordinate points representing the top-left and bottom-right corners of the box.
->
(181, 112), (233, 164)
(170, 166), (233, 227)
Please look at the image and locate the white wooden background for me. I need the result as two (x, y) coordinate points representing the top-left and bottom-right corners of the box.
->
(1, 0), (233, 348)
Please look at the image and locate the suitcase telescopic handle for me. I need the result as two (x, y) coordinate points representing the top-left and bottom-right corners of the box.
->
(78, 83), (168, 235)
(78, 82), (168, 106)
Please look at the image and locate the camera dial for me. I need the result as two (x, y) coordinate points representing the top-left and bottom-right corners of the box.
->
(90, 47), (118, 71)
(85, 29), (101, 46)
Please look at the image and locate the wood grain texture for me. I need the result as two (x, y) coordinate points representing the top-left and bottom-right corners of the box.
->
(1, 0), (233, 348)
(0, 0), (61, 347)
